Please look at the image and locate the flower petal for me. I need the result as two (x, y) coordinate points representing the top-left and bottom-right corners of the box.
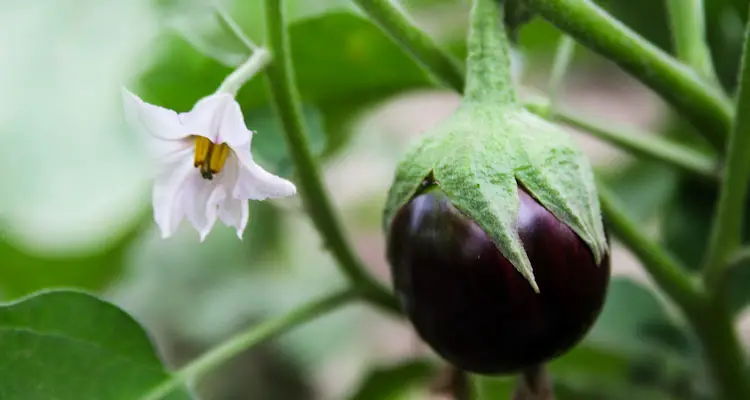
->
(231, 146), (297, 200)
(183, 175), (227, 242)
(178, 93), (252, 147)
(179, 93), (231, 142)
(122, 88), (188, 141)
(219, 198), (249, 239)
(152, 154), (195, 238)
(217, 96), (252, 147)
(122, 88), (193, 161)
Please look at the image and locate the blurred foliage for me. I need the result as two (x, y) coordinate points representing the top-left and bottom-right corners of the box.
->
(347, 359), (437, 400)
(0, 213), (149, 299)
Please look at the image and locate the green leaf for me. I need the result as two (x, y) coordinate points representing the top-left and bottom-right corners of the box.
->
(471, 375), (515, 399)
(245, 105), (326, 178)
(587, 278), (693, 357)
(662, 179), (718, 271)
(598, 160), (679, 223)
(0, 214), (148, 300)
(0, 290), (192, 400)
(347, 359), (436, 400)
(725, 251), (750, 315)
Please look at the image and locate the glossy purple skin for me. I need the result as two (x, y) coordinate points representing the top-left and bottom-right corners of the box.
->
(387, 187), (610, 375)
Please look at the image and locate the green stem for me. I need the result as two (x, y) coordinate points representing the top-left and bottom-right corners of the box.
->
(547, 36), (576, 107)
(524, 96), (719, 181)
(665, 0), (716, 80)
(599, 184), (750, 399)
(702, 10), (750, 294)
(215, 5), (259, 52)
(351, 0), (464, 91)
(687, 298), (750, 400)
(263, 0), (399, 315)
(463, 0), (517, 105)
(524, 0), (732, 151)
(597, 183), (702, 312)
(139, 288), (357, 400)
(216, 48), (271, 95)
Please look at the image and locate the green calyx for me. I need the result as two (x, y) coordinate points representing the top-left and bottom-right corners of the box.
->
(382, 0), (608, 292)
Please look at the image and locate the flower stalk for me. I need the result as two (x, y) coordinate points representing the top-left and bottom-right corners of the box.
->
(216, 48), (271, 95)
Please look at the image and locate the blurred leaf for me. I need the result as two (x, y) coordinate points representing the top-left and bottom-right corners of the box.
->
(587, 278), (693, 357)
(661, 179), (715, 271)
(0, 214), (148, 300)
(0, 290), (192, 400)
(548, 345), (629, 386)
(705, 0), (750, 91)
(725, 256), (750, 315)
(246, 105), (326, 178)
(136, 12), (432, 166)
(471, 375), (515, 400)
(242, 201), (285, 263)
(599, 160), (680, 223)
(347, 359), (436, 400)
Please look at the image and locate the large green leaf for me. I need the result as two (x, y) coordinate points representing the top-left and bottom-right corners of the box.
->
(0, 290), (192, 400)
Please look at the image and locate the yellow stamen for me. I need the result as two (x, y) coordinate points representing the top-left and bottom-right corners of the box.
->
(192, 136), (231, 180)
(209, 143), (230, 174)
(193, 136), (212, 168)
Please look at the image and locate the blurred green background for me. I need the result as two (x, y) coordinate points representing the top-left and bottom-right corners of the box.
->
(2, 0), (750, 398)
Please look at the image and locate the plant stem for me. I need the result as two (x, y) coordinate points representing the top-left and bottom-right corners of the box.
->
(216, 48), (271, 95)
(599, 184), (750, 399)
(463, 0), (517, 105)
(512, 365), (554, 400)
(687, 297), (750, 400)
(139, 288), (357, 400)
(524, 0), (732, 151)
(263, 0), (399, 315)
(665, 0), (716, 80)
(215, 5), (259, 52)
(547, 36), (576, 107)
(703, 9), (750, 294)
(351, 0), (464, 91)
(344, 0), (722, 182)
(524, 96), (719, 181)
(597, 183), (702, 312)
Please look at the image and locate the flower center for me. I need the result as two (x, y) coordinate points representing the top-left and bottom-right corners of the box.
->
(193, 136), (230, 180)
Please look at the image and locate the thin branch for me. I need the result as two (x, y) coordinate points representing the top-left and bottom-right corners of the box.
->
(524, 96), (719, 181)
(597, 183), (701, 311)
(139, 288), (357, 400)
(263, 0), (399, 314)
(524, 0), (731, 151)
(702, 9), (750, 293)
(351, 0), (464, 92)
(665, 0), (717, 80)
(214, 5), (259, 52)
(547, 36), (576, 108)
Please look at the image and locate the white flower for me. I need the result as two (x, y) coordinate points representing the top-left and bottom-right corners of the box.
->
(122, 89), (296, 241)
